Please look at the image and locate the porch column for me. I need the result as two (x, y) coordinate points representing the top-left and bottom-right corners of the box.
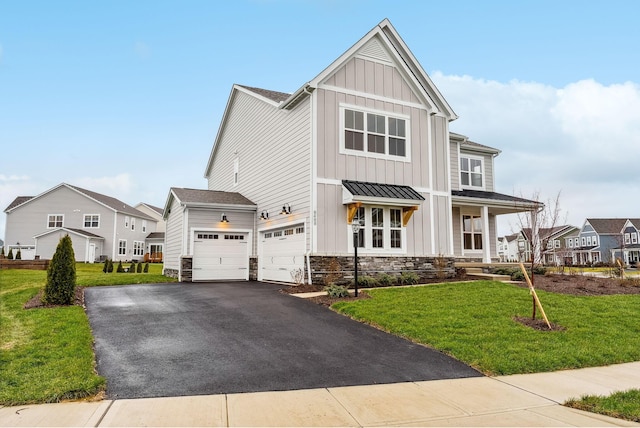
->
(481, 206), (491, 263)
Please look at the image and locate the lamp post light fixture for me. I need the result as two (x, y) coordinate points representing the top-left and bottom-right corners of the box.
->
(352, 220), (361, 297)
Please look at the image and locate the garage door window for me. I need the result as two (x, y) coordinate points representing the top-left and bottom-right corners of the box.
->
(197, 234), (219, 239)
(224, 235), (245, 240)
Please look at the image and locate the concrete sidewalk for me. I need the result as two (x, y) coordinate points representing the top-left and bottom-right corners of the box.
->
(1, 362), (639, 427)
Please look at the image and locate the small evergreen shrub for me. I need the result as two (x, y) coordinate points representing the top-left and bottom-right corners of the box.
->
(15, 249), (21, 260)
(324, 284), (349, 298)
(357, 275), (378, 288)
(103, 259), (110, 273)
(43, 234), (76, 305)
(117, 261), (124, 273)
(511, 271), (525, 281)
(143, 263), (149, 273)
(107, 259), (114, 273)
(136, 262), (142, 273)
(7, 248), (13, 260)
(377, 273), (396, 287)
(399, 271), (420, 285)
(0, 247), (4, 257)
(129, 262), (136, 273)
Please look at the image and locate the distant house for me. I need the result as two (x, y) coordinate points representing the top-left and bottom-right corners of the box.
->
(3, 183), (159, 262)
(569, 218), (639, 265)
(163, 19), (539, 283)
(500, 233), (522, 262)
(135, 203), (166, 262)
(511, 225), (578, 265)
(608, 218), (640, 266)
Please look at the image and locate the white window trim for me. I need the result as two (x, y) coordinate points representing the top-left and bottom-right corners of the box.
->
(625, 233), (631, 244)
(118, 239), (127, 256)
(133, 240), (145, 257)
(459, 154), (485, 190)
(632, 233), (638, 244)
(347, 206), (407, 254)
(233, 158), (239, 186)
(131, 218), (135, 231)
(339, 103), (411, 162)
(124, 216), (130, 228)
(83, 214), (100, 229)
(47, 214), (64, 229)
(462, 214), (484, 252)
(142, 220), (147, 233)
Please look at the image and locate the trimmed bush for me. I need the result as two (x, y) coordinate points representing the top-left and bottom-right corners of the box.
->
(129, 262), (136, 273)
(107, 259), (114, 273)
(399, 271), (420, 285)
(357, 275), (379, 288)
(7, 248), (13, 260)
(15, 249), (21, 260)
(377, 273), (396, 287)
(136, 262), (142, 273)
(0, 246), (4, 257)
(143, 262), (149, 273)
(324, 284), (349, 298)
(43, 234), (76, 305)
(117, 261), (124, 273)
(103, 259), (110, 273)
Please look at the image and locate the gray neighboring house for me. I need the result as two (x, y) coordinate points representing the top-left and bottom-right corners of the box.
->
(164, 19), (539, 283)
(570, 218), (637, 265)
(135, 203), (166, 262)
(3, 183), (158, 262)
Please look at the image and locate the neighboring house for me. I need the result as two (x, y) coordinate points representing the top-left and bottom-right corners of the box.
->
(501, 233), (521, 262)
(518, 225), (579, 265)
(497, 237), (507, 262)
(609, 218), (640, 266)
(569, 218), (636, 265)
(3, 183), (158, 262)
(135, 203), (166, 262)
(163, 19), (539, 283)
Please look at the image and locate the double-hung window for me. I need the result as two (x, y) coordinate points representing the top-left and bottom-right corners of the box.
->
(342, 106), (408, 160)
(460, 156), (484, 188)
(133, 241), (144, 257)
(142, 220), (147, 233)
(350, 206), (404, 252)
(371, 208), (384, 248)
(632, 233), (638, 244)
(625, 233), (631, 245)
(84, 214), (99, 228)
(47, 214), (63, 228)
(463, 215), (483, 250)
(118, 240), (127, 256)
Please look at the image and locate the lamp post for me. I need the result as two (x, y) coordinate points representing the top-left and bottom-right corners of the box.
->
(352, 221), (361, 297)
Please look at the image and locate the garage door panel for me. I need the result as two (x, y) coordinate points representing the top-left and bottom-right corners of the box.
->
(260, 226), (305, 283)
(192, 233), (249, 281)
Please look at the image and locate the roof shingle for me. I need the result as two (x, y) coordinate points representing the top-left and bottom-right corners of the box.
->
(171, 188), (256, 206)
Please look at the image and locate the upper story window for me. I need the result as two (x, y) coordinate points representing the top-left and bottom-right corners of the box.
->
(625, 233), (631, 244)
(568, 239), (573, 248)
(48, 214), (64, 228)
(632, 233), (638, 244)
(142, 220), (147, 233)
(83, 214), (99, 228)
(460, 156), (484, 189)
(592, 236), (598, 246)
(125, 216), (130, 228)
(342, 106), (409, 161)
(233, 158), (239, 186)
(131, 218), (135, 231)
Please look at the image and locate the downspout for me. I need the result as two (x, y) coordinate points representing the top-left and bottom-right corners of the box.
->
(305, 251), (312, 285)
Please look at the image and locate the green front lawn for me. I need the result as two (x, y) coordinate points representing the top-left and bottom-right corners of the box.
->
(333, 281), (640, 375)
(0, 263), (176, 405)
(566, 389), (640, 422)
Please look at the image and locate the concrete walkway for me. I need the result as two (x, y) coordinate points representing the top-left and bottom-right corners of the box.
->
(1, 362), (639, 427)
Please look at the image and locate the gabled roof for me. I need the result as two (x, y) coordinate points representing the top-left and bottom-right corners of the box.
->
(584, 218), (629, 235)
(137, 203), (164, 216)
(504, 233), (520, 242)
(236, 85), (290, 103)
(521, 225), (577, 241)
(342, 180), (425, 202)
(450, 132), (500, 155)
(164, 188), (257, 219)
(4, 183), (154, 221)
(33, 227), (105, 240)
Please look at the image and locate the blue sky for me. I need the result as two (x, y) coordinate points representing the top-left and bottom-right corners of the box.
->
(1, 0), (639, 241)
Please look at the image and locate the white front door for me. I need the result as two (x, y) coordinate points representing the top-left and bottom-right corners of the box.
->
(192, 232), (249, 281)
(88, 244), (96, 263)
(259, 225), (305, 283)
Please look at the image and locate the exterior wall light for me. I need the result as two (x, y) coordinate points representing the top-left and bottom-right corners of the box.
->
(281, 204), (291, 215)
(260, 211), (269, 220)
(221, 213), (229, 223)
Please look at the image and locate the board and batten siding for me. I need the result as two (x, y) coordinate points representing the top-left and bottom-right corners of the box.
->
(206, 89), (312, 253)
(450, 142), (460, 191)
(163, 196), (183, 271)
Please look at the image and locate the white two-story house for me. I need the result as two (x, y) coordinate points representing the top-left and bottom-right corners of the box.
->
(163, 19), (538, 283)
(3, 183), (158, 262)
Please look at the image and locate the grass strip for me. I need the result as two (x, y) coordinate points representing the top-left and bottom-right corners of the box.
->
(332, 281), (640, 375)
(565, 389), (640, 422)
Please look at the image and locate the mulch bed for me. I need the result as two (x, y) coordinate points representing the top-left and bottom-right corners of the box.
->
(23, 287), (85, 309)
(513, 273), (640, 296)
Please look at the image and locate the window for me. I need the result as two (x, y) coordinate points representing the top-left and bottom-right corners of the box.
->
(233, 158), (239, 186)
(575, 238), (579, 247)
(342, 107), (408, 159)
(592, 236), (598, 246)
(568, 239), (573, 248)
(625, 233), (631, 244)
(264, 232), (272, 239)
(463, 215), (483, 250)
(47, 214), (63, 228)
(142, 220), (147, 233)
(581, 237), (586, 246)
(224, 235), (244, 240)
(390, 209), (402, 249)
(118, 240), (127, 256)
(131, 218), (135, 231)
(371, 208), (384, 248)
(84, 214), (99, 228)
(586, 236), (592, 246)
(273, 231), (282, 237)
(633, 233), (638, 244)
(295, 226), (304, 234)
(133, 241), (144, 257)
(554, 240), (561, 248)
(124, 216), (129, 228)
(284, 229), (294, 236)
(350, 206), (404, 251)
(197, 234), (218, 239)
(460, 156), (483, 188)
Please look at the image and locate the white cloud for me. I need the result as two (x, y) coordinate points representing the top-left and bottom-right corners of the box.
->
(0, 174), (29, 182)
(75, 173), (134, 197)
(431, 72), (640, 234)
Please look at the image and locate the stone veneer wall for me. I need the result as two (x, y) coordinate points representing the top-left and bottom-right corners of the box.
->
(307, 255), (456, 286)
(164, 268), (179, 279)
(249, 257), (257, 281)
(180, 256), (192, 282)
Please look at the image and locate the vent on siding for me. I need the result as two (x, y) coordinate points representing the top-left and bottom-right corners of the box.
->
(358, 38), (392, 63)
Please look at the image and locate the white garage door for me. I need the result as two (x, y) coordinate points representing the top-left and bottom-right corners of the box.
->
(192, 232), (249, 281)
(260, 225), (305, 283)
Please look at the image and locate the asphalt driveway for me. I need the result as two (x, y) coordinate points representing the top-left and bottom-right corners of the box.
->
(85, 282), (481, 399)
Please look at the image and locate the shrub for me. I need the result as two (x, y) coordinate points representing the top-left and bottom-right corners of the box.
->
(136, 262), (143, 273)
(103, 259), (110, 273)
(399, 271), (420, 285)
(357, 275), (378, 288)
(7, 248), (13, 260)
(324, 258), (342, 287)
(491, 267), (518, 276)
(107, 259), (114, 273)
(377, 273), (397, 287)
(43, 234), (76, 305)
(324, 284), (349, 298)
(532, 266), (547, 275)
(0, 246), (4, 257)
(129, 262), (136, 273)
(511, 271), (525, 281)
(143, 262), (149, 273)
(117, 261), (124, 273)
(15, 249), (21, 260)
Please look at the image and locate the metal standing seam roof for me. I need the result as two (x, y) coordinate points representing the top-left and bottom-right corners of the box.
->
(342, 180), (425, 201)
